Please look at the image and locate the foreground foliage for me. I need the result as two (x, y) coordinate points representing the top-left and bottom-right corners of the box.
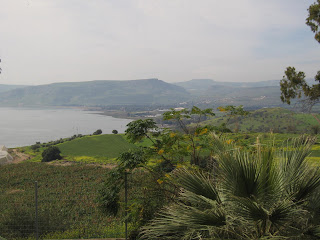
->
(141, 136), (320, 239)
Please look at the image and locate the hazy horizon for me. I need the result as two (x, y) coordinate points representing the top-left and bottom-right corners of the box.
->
(0, 0), (319, 85)
(0, 77), (284, 87)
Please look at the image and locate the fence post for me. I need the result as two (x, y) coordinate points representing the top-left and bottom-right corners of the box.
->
(125, 171), (128, 240)
(35, 181), (39, 240)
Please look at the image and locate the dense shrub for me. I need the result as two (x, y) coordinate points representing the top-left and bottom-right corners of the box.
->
(93, 129), (102, 135)
(30, 144), (40, 151)
(311, 125), (320, 135)
(41, 146), (62, 162)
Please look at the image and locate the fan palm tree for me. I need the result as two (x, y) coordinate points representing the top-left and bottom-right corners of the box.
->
(140, 135), (320, 239)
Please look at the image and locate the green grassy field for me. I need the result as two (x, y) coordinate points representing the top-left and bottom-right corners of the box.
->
(20, 130), (320, 165)
(21, 134), (146, 164)
(57, 134), (136, 163)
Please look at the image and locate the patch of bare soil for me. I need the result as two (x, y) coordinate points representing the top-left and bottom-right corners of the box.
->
(91, 163), (117, 169)
(6, 189), (25, 194)
(9, 149), (31, 164)
(48, 161), (74, 166)
(49, 160), (117, 169)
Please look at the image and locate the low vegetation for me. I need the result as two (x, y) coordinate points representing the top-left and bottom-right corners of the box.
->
(0, 162), (129, 239)
(3, 105), (320, 239)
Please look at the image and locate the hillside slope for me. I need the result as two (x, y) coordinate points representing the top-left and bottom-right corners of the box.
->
(205, 108), (320, 133)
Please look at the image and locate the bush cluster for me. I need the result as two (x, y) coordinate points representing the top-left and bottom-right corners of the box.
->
(93, 129), (103, 135)
(41, 146), (62, 162)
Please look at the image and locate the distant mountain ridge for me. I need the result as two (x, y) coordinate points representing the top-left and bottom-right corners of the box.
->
(174, 78), (316, 93)
(173, 79), (297, 108)
(0, 79), (189, 107)
(0, 78), (316, 108)
(0, 84), (28, 93)
(173, 79), (281, 91)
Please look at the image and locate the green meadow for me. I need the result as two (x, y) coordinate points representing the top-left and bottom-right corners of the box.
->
(19, 130), (320, 166)
(58, 134), (135, 163)
(21, 134), (152, 164)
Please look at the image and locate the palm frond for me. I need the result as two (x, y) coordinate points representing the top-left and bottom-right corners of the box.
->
(140, 203), (226, 239)
(279, 136), (320, 203)
(179, 189), (220, 211)
(269, 199), (301, 228)
(234, 197), (269, 223)
(174, 167), (221, 203)
(292, 169), (320, 202)
(308, 225), (320, 238)
(280, 136), (316, 185)
(256, 146), (286, 206)
(218, 150), (260, 199)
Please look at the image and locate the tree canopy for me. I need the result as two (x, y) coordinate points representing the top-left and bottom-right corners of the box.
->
(306, 0), (320, 44)
(280, 1), (320, 112)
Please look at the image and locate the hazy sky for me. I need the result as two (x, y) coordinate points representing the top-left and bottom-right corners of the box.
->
(0, 0), (319, 85)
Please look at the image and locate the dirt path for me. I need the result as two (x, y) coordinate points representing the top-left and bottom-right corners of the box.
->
(49, 161), (117, 169)
(9, 149), (31, 163)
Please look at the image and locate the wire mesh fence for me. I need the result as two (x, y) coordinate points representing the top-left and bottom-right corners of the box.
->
(0, 177), (127, 240)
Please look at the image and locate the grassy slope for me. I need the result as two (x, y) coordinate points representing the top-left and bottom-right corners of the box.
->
(205, 108), (320, 134)
(55, 132), (320, 166)
(57, 134), (135, 163)
(22, 134), (151, 164)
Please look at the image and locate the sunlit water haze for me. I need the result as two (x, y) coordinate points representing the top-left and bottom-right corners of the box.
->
(0, 108), (131, 147)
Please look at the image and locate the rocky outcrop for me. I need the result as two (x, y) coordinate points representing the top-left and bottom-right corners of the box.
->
(0, 145), (13, 165)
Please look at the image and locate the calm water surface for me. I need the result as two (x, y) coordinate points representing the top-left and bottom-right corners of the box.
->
(0, 108), (132, 147)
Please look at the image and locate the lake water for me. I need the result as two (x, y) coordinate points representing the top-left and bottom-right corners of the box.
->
(0, 107), (132, 148)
